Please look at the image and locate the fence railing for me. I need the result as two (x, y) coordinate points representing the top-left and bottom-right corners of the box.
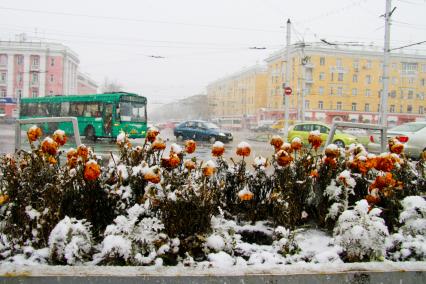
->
(325, 122), (387, 153)
(15, 117), (81, 152)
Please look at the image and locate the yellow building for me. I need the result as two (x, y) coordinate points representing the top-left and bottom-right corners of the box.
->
(264, 43), (426, 125)
(207, 65), (267, 121)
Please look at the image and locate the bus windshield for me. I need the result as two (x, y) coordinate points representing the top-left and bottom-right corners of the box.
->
(119, 101), (146, 122)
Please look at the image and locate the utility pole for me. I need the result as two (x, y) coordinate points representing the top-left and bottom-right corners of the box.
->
(284, 18), (291, 138)
(379, 0), (392, 126)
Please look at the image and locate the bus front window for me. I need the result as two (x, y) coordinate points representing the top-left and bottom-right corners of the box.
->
(119, 101), (146, 122)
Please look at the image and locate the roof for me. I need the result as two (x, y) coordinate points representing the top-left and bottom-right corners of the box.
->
(21, 92), (145, 103)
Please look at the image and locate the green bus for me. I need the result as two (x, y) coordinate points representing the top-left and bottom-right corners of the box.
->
(20, 92), (147, 140)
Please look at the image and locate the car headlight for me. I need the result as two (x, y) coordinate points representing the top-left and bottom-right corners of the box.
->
(219, 132), (226, 136)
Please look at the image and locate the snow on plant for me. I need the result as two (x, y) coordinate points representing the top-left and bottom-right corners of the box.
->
(272, 226), (300, 257)
(324, 170), (356, 222)
(333, 199), (389, 262)
(399, 196), (426, 236)
(48, 216), (93, 265)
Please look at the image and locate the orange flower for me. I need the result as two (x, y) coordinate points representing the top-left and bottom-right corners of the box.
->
(161, 157), (171, 168)
(41, 137), (58, 156)
(369, 172), (396, 190)
(27, 126), (43, 142)
(280, 142), (293, 153)
(325, 145), (339, 158)
(310, 169), (319, 178)
(151, 138), (166, 151)
(48, 156), (57, 165)
(238, 188), (254, 201)
(169, 153), (181, 168)
(66, 148), (78, 168)
(77, 144), (89, 160)
(276, 150), (293, 167)
(365, 194), (380, 205)
(365, 156), (378, 170)
(291, 137), (302, 151)
(184, 159), (196, 171)
(324, 156), (337, 167)
(270, 135), (284, 151)
(202, 160), (216, 177)
(212, 141), (225, 157)
(146, 127), (160, 143)
(52, 130), (67, 146)
(308, 131), (322, 150)
(390, 143), (404, 155)
(144, 167), (161, 184)
(236, 142), (251, 157)
(0, 194), (9, 206)
(185, 140), (197, 154)
(375, 156), (394, 172)
(84, 160), (101, 181)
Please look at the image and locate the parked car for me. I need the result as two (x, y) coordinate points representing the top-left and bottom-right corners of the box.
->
(367, 121), (426, 159)
(174, 120), (233, 143)
(287, 122), (357, 148)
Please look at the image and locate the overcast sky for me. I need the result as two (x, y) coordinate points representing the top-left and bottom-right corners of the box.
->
(0, 0), (425, 107)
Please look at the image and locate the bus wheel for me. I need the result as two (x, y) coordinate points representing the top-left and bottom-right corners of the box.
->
(333, 140), (345, 148)
(85, 126), (96, 141)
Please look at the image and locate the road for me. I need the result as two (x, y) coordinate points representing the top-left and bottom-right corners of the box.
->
(0, 123), (274, 165)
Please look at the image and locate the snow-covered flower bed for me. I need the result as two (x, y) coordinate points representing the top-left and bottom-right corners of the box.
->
(0, 127), (425, 267)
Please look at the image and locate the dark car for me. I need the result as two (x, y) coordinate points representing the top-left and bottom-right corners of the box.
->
(174, 120), (233, 143)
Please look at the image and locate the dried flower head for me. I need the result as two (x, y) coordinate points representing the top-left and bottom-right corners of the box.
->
(365, 194), (380, 205)
(212, 141), (225, 157)
(77, 144), (89, 160)
(280, 142), (293, 153)
(202, 160), (216, 177)
(151, 138), (166, 151)
(27, 125), (43, 142)
(310, 169), (319, 178)
(374, 155), (394, 172)
(390, 141), (404, 155)
(184, 159), (196, 171)
(84, 160), (101, 181)
(291, 137), (302, 151)
(52, 129), (67, 146)
(169, 153), (181, 168)
(185, 140), (197, 154)
(270, 135), (284, 151)
(369, 172), (396, 190)
(116, 131), (132, 148)
(41, 137), (58, 156)
(275, 150), (293, 167)
(48, 156), (57, 165)
(238, 188), (254, 201)
(146, 127), (160, 143)
(325, 144), (340, 158)
(236, 141), (251, 157)
(0, 194), (9, 206)
(144, 166), (161, 183)
(308, 130), (322, 150)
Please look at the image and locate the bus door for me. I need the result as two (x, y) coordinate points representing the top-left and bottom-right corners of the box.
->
(103, 103), (113, 136)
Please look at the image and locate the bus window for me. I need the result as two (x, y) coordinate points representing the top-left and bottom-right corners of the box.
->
(85, 103), (101, 117)
(69, 103), (84, 116)
(104, 103), (113, 135)
(61, 102), (70, 116)
(37, 103), (49, 116)
(48, 103), (61, 117)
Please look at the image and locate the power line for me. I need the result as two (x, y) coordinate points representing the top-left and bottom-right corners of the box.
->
(390, 40), (426, 51)
(0, 6), (281, 33)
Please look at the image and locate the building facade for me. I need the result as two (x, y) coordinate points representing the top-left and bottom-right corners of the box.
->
(264, 43), (426, 125)
(0, 36), (98, 118)
(207, 65), (267, 123)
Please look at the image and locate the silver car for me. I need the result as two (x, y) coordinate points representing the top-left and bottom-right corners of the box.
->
(367, 121), (426, 159)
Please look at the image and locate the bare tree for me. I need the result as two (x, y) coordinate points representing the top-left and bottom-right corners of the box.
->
(100, 77), (124, 93)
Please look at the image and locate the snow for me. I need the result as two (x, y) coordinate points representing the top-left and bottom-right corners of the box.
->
(291, 137), (301, 143)
(100, 235), (131, 261)
(338, 170), (356, 188)
(116, 164), (129, 180)
(53, 129), (65, 136)
(237, 141), (250, 149)
(204, 160), (216, 168)
(326, 144), (338, 151)
(25, 206), (40, 220)
(42, 137), (54, 144)
(208, 251), (235, 268)
(309, 130), (320, 136)
(213, 141), (224, 148)
(116, 131), (126, 143)
(254, 156), (267, 167)
(206, 235), (225, 252)
(170, 143), (182, 154)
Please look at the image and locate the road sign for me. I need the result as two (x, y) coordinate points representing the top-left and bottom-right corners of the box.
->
(284, 87), (292, 96)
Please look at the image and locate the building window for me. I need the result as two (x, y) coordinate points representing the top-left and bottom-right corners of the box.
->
(0, 72), (6, 83)
(419, 106), (424, 114)
(365, 75), (371, 84)
(351, 103), (357, 111)
(319, 86), (324, 95)
(408, 78), (415, 85)
(319, 72), (325, 81)
(337, 87), (343, 96)
(51, 58), (55, 66)
(366, 60), (372, 69)
(408, 89), (414, 99)
(336, 58), (342, 67)
(17, 73), (23, 83)
(330, 87), (334, 96)
(390, 90), (396, 98)
(421, 78), (425, 86)
(17, 89), (22, 98)
(32, 56), (39, 66)
(365, 103), (370, 112)
(407, 105), (412, 113)
(422, 64), (426, 72)
(352, 88), (357, 96)
(330, 73), (334, 81)
(318, 101), (323, 110)
(32, 73), (39, 83)
(352, 74), (358, 83)
(16, 55), (23, 65)
(353, 59), (359, 69)
(392, 63), (397, 69)
(379, 76), (382, 83)
(0, 89), (6, 97)
(49, 90), (53, 96)
(365, 89), (371, 97)
(305, 100), (310, 110)
(50, 74), (54, 82)
(338, 73), (344, 81)
(320, 57), (325, 66)
(0, 54), (7, 66)
(336, 102), (342, 110)
(390, 105), (395, 113)
(402, 62), (418, 75)
(32, 90), (38, 98)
